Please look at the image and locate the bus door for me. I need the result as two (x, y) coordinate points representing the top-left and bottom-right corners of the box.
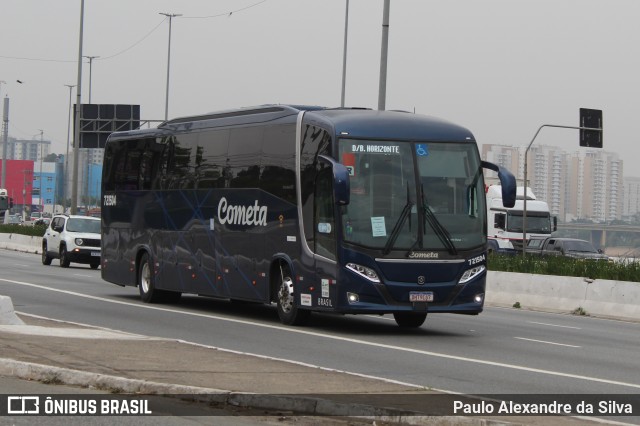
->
(313, 161), (339, 310)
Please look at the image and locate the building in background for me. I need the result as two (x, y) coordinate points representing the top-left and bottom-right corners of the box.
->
(1, 137), (51, 162)
(482, 144), (624, 223)
(0, 159), (34, 218)
(622, 177), (640, 221)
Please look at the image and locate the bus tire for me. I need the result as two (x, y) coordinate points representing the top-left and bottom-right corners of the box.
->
(393, 312), (427, 328)
(138, 253), (161, 303)
(276, 265), (310, 326)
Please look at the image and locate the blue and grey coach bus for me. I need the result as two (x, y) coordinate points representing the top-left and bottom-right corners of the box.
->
(101, 105), (515, 327)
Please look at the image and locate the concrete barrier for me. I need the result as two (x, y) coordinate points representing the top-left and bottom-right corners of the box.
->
(486, 271), (640, 321)
(0, 295), (25, 325)
(0, 233), (41, 254)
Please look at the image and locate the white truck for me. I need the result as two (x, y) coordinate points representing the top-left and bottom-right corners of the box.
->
(0, 189), (9, 222)
(486, 185), (555, 254)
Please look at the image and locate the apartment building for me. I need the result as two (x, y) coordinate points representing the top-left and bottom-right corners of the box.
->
(482, 144), (623, 222)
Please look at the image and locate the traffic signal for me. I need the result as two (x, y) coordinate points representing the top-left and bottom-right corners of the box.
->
(579, 108), (603, 148)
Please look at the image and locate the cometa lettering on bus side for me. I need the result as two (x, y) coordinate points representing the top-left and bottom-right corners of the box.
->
(218, 197), (268, 226)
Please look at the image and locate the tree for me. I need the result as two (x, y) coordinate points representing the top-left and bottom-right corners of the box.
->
(45, 153), (59, 162)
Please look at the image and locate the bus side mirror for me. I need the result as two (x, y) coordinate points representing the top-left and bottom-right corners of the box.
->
(553, 216), (557, 232)
(319, 155), (350, 206)
(481, 161), (516, 208)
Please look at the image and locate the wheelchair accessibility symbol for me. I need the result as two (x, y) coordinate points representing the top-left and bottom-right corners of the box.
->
(416, 144), (429, 156)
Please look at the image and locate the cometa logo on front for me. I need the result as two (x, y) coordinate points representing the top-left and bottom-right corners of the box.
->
(218, 197), (268, 226)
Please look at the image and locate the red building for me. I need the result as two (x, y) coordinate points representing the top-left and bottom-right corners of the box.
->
(0, 160), (34, 210)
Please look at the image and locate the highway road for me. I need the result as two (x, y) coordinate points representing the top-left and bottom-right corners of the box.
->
(1, 249), (639, 404)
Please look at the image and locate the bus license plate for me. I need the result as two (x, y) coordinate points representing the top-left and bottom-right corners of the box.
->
(410, 292), (433, 302)
(91, 252), (100, 257)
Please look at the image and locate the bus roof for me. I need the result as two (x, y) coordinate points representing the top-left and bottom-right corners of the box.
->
(306, 108), (474, 142)
(107, 105), (475, 142)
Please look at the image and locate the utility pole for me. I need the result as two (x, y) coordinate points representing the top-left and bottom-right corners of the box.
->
(71, 0), (85, 215)
(1, 80), (7, 188)
(159, 12), (181, 121)
(1, 97), (8, 189)
(38, 129), (44, 214)
(340, 0), (350, 107)
(378, 0), (390, 111)
(83, 55), (99, 103)
(64, 84), (76, 210)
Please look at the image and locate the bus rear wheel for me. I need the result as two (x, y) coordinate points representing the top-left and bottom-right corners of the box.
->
(393, 312), (427, 328)
(276, 266), (310, 326)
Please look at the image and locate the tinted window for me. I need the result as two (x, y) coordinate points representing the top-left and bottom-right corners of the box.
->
(260, 124), (296, 203)
(193, 129), (229, 189)
(168, 133), (198, 189)
(228, 127), (263, 188)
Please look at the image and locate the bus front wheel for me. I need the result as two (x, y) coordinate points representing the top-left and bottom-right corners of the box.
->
(393, 312), (427, 328)
(138, 254), (181, 303)
(276, 266), (310, 326)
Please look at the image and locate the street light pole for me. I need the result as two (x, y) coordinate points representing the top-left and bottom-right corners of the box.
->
(378, 0), (390, 111)
(1, 96), (8, 189)
(38, 129), (44, 215)
(64, 84), (76, 210)
(160, 12), (181, 121)
(83, 55), (99, 103)
(340, 0), (350, 107)
(71, 0), (85, 215)
(1, 80), (7, 188)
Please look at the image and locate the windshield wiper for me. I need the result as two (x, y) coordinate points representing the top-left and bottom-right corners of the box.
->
(383, 184), (414, 255)
(421, 184), (457, 255)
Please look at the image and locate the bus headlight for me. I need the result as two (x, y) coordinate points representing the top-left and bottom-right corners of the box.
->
(459, 265), (486, 284)
(346, 263), (380, 283)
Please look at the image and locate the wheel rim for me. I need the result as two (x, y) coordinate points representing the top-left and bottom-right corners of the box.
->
(278, 276), (294, 314)
(140, 262), (151, 294)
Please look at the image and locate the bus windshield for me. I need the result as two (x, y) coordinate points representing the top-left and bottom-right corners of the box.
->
(339, 140), (486, 254)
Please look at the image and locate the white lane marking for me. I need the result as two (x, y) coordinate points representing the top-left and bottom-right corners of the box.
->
(528, 321), (581, 330)
(514, 337), (581, 348)
(3, 277), (640, 390)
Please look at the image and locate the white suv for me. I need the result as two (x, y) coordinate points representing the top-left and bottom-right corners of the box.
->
(42, 215), (101, 269)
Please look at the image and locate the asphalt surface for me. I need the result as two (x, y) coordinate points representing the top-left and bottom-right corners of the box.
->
(0, 310), (606, 426)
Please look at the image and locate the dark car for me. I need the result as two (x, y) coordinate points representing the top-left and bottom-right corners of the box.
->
(527, 237), (610, 261)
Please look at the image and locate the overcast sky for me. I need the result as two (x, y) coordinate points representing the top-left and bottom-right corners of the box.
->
(1, 0), (638, 175)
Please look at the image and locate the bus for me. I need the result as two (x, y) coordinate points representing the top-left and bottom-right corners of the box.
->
(101, 105), (515, 327)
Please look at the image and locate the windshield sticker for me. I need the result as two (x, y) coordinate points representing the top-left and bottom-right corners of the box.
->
(416, 144), (429, 156)
(343, 153), (356, 176)
(371, 217), (387, 237)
